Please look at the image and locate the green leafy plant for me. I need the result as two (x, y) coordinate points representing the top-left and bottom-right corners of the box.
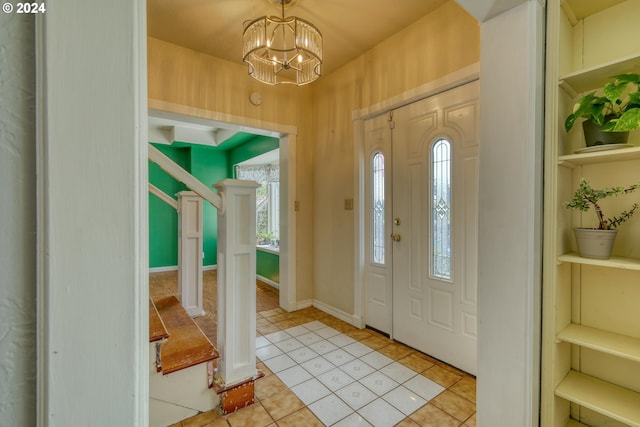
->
(565, 178), (640, 229)
(565, 73), (640, 133)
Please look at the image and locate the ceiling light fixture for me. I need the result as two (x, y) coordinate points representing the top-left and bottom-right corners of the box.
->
(242, 0), (322, 86)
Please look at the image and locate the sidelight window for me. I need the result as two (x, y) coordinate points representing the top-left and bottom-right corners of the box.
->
(432, 139), (451, 279)
(372, 152), (385, 264)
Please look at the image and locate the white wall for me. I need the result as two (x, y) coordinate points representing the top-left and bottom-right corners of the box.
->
(475, 1), (544, 426)
(0, 12), (37, 427)
(37, 0), (148, 425)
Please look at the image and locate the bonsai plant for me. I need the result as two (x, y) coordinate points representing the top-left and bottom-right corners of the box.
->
(565, 73), (640, 147)
(565, 178), (640, 259)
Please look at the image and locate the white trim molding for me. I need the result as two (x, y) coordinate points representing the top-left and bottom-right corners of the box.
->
(256, 275), (280, 290)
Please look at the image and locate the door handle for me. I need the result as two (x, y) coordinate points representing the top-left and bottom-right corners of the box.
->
(391, 233), (401, 242)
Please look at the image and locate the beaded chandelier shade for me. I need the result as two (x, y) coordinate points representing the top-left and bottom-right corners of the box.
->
(242, 0), (322, 86)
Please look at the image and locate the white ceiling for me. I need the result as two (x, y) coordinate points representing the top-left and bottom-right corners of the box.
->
(147, 0), (449, 76)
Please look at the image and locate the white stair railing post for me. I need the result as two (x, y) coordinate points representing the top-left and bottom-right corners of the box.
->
(176, 191), (205, 317)
(214, 179), (260, 386)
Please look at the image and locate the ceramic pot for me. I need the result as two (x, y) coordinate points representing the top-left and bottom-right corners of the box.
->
(573, 228), (617, 259)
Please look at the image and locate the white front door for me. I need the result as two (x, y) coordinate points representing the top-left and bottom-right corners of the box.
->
(364, 81), (479, 374)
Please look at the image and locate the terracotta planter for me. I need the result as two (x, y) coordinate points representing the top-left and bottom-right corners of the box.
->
(573, 228), (617, 259)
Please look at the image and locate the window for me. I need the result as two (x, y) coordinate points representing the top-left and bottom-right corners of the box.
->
(431, 139), (451, 280)
(236, 163), (279, 248)
(372, 152), (385, 264)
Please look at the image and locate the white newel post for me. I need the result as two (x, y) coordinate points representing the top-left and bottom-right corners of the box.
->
(177, 191), (205, 317)
(214, 179), (260, 386)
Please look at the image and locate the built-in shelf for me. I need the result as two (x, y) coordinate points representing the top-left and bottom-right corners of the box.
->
(556, 370), (640, 427)
(558, 252), (640, 270)
(557, 324), (640, 363)
(558, 146), (640, 168)
(567, 420), (589, 427)
(559, 53), (640, 96)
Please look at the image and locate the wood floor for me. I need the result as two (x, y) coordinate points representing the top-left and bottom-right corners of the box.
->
(149, 270), (279, 345)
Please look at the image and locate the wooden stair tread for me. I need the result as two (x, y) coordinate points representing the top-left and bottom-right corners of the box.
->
(149, 298), (169, 343)
(153, 295), (219, 374)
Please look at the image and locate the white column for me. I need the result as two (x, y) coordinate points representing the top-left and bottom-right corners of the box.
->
(36, 0), (148, 424)
(214, 179), (260, 386)
(474, 2), (545, 427)
(177, 191), (204, 317)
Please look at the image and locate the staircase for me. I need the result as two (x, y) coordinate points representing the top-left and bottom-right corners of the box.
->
(149, 295), (220, 427)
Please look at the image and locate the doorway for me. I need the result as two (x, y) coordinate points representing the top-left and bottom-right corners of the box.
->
(360, 80), (479, 375)
(148, 108), (298, 312)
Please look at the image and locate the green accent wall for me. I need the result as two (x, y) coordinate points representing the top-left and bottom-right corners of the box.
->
(148, 135), (279, 270)
(229, 135), (280, 177)
(189, 146), (228, 267)
(148, 145), (189, 268)
(256, 249), (280, 284)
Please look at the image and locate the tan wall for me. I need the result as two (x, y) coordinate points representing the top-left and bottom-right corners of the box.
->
(147, 0), (479, 313)
(311, 1), (479, 314)
(147, 37), (315, 301)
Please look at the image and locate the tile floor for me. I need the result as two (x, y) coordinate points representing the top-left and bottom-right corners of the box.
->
(152, 272), (476, 427)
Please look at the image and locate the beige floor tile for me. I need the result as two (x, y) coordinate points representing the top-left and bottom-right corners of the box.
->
(398, 352), (436, 373)
(377, 342), (413, 360)
(200, 420), (229, 427)
(257, 318), (271, 327)
(410, 403), (462, 427)
(360, 335), (392, 350)
(395, 418), (421, 427)
(274, 319), (300, 329)
(464, 412), (477, 427)
(226, 403), (274, 427)
(257, 324), (280, 335)
(181, 410), (225, 427)
(265, 313), (288, 323)
(422, 364), (463, 388)
(256, 361), (273, 378)
(255, 374), (287, 401)
(450, 375), (476, 403)
(437, 362), (467, 377)
(260, 389), (304, 421)
(276, 407), (324, 427)
(431, 390), (475, 422)
(344, 329), (374, 341)
(152, 272), (478, 427)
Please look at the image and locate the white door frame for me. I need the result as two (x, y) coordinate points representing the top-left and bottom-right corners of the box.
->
(353, 63), (480, 329)
(148, 101), (298, 312)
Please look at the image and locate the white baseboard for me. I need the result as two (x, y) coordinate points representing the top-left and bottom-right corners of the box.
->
(311, 299), (361, 328)
(149, 265), (217, 273)
(149, 265), (178, 273)
(295, 299), (313, 310)
(256, 275), (279, 289)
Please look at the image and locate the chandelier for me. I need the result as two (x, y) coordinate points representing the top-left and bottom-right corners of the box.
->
(242, 0), (322, 86)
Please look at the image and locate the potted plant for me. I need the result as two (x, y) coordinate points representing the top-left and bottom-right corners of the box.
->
(565, 73), (640, 147)
(565, 178), (640, 259)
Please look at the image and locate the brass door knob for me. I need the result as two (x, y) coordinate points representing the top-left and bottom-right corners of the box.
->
(391, 233), (401, 242)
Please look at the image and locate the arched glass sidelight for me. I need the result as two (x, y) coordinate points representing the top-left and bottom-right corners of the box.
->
(432, 139), (451, 280)
(372, 152), (385, 264)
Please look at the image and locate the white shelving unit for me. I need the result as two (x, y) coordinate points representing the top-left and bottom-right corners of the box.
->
(555, 371), (640, 427)
(557, 324), (640, 363)
(542, 1), (640, 426)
